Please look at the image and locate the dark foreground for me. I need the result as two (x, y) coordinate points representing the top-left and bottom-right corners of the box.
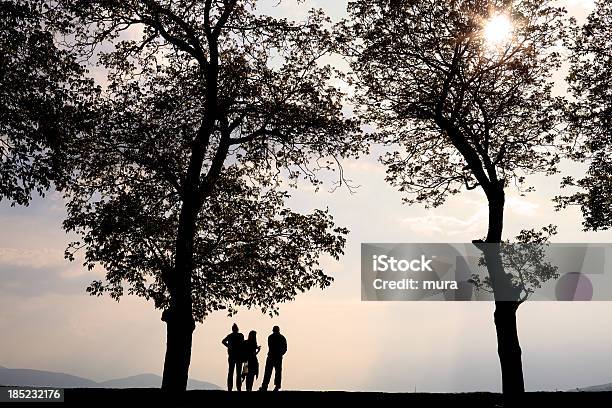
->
(4, 389), (612, 407)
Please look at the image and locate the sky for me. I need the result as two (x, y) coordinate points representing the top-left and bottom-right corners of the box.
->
(2, 0), (612, 393)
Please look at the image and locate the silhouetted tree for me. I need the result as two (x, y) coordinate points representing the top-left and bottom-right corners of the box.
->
(343, 0), (565, 402)
(59, 0), (359, 392)
(556, 0), (612, 231)
(0, 0), (94, 205)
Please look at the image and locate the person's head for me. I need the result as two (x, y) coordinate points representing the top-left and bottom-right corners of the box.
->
(232, 323), (238, 333)
(272, 325), (280, 334)
(248, 330), (257, 343)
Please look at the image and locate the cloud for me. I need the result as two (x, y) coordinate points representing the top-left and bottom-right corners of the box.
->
(0, 248), (65, 268)
(401, 205), (488, 237)
(399, 193), (541, 238)
(0, 248), (94, 297)
(506, 196), (539, 217)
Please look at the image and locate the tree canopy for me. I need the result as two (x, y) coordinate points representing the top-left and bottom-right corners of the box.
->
(342, 0), (565, 210)
(64, 0), (360, 190)
(0, 0), (95, 205)
(58, 0), (359, 320)
(557, 0), (612, 231)
(66, 166), (347, 322)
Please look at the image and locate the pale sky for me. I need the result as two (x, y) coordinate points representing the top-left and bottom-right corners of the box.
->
(2, 0), (611, 393)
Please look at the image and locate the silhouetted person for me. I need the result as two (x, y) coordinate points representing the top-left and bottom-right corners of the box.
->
(241, 330), (261, 391)
(259, 325), (287, 391)
(222, 323), (244, 391)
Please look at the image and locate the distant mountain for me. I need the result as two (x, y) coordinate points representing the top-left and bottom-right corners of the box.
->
(0, 366), (219, 390)
(572, 383), (612, 392)
(97, 373), (219, 390)
(0, 367), (97, 388)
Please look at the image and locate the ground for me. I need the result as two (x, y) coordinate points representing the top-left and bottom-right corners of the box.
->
(4, 389), (611, 407)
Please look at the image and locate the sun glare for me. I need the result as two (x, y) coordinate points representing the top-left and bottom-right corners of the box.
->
(484, 13), (513, 47)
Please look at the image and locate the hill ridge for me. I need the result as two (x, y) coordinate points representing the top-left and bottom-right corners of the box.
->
(0, 366), (219, 390)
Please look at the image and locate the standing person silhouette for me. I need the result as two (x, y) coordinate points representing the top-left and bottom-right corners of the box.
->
(241, 330), (261, 391)
(259, 325), (287, 391)
(222, 323), (244, 391)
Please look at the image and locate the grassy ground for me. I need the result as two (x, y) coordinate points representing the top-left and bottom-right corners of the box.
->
(8, 389), (610, 407)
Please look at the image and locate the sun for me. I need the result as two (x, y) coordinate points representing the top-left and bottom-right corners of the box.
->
(484, 13), (513, 47)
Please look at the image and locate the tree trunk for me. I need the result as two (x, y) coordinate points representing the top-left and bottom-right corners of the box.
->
(161, 306), (194, 392)
(494, 300), (524, 406)
(484, 186), (525, 406)
(161, 194), (199, 392)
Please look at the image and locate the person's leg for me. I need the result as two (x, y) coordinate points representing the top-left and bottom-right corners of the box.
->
(273, 358), (283, 390)
(260, 356), (273, 390)
(227, 357), (235, 391)
(246, 372), (254, 391)
(236, 361), (243, 391)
